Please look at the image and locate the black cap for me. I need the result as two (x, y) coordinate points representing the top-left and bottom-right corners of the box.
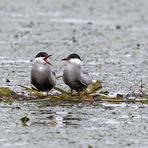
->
(68, 53), (81, 60)
(35, 52), (48, 58)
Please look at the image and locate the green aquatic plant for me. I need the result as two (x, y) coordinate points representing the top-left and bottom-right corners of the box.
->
(19, 81), (148, 105)
(0, 87), (20, 104)
(1, 80), (148, 105)
(19, 81), (102, 104)
(86, 80), (102, 94)
(20, 115), (30, 126)
(19, 85), (46, 98)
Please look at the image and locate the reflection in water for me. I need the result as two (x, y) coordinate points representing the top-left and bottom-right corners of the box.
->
(31, 108), (82, 127)
(0, 102), (148, 148)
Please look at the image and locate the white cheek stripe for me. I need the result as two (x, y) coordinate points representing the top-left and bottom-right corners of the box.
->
(69, 58), (82, 65)
(35, 57), (45, 63)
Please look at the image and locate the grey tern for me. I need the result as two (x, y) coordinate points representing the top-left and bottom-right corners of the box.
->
(62, 53), (92, 94)
(31, 52), (56, 93)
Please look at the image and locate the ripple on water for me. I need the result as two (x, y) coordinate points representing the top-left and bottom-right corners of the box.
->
(0, 59), (31, 64)
(50, 18), (123, 26)
(0, 11), (62, 18)
(102, 102), (127, 108)
(30, 108), (82, 127)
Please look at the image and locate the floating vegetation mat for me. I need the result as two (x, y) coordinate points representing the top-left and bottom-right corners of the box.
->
(0, 80), (148, 105)
(0, 87), (22, 104)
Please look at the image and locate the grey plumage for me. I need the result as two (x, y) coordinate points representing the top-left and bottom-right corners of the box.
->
(31, 52), (56, 92)
(62, 53), (92, 91)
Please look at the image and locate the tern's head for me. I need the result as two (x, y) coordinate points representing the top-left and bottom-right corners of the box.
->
(62, 53), (82, 65)
(35, 52), (52, 65)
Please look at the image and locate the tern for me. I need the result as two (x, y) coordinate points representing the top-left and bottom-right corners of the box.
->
(62, 53), (92, 94)
(31, 52), (56, 93)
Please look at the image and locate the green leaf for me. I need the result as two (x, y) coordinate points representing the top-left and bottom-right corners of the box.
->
(20, 115), (30, 126)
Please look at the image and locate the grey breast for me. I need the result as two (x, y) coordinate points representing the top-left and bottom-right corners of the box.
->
(63, 64), (92, 91)
(31, 63), (56, 91)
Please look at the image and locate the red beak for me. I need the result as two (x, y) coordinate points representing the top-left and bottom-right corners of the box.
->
(44, 55), (52, 65)
(62, 57), (68, 61)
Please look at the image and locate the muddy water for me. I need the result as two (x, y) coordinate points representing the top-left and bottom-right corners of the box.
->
(0, 0), (148, 147)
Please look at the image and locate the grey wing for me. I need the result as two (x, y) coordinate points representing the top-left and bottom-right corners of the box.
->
(45, 67), (56, 86)
(79, 70), (92, 86)
(63, 72), (68, 85)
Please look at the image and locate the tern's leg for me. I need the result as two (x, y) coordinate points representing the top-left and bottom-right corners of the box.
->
(71, 89), (74, 94)
(77, 91), (80, 96)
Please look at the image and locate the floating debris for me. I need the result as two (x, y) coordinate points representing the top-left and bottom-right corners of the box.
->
(20, 115), (30, 126)
(116, 25), (121, 29)
(19, 85), (46, 99)
(1, 80), (148, 105)
(6, 79), (10, 83)
(0, 87), (21, 104)
(86, 80), (102, 93)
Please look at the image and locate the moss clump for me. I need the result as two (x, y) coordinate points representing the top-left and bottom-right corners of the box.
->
(18, 80), (148, 105)
(0, 87), (21, 104)
(0, 87), (12, 97)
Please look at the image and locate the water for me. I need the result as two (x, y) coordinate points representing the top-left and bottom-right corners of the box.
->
(0, 103), (148, 148)
(0, 0), (148, 147)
